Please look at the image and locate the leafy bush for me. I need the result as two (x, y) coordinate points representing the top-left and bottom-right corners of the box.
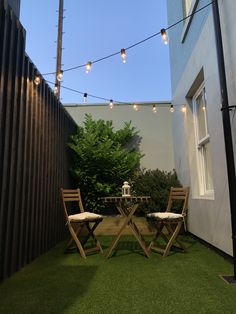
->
(132, 168), (182, 215)
(68, 114), (143, 213)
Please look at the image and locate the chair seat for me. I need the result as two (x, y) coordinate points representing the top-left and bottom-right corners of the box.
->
(68, 212), (103, 222)
(147, 212), (183, 220)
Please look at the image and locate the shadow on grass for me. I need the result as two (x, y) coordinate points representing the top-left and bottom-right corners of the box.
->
(109, 240), (148, 258)
(0, 263), (98, 314)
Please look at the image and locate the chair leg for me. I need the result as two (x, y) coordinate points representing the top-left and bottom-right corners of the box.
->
(68, 223), (86, 259)
(66, 223), (83, 249)
(165, 224), (186, 251)
(84, 221), (103, 254)
(148, 222), (164, 251)
(163, 221), (183, 257)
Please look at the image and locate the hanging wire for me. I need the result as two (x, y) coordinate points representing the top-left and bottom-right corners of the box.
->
(46, 79), (186, 113)
(41, 1), (214, 76)
(42, 1), (214, 110)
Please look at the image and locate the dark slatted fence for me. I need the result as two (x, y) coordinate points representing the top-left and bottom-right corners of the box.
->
(0, 0), (77, 281)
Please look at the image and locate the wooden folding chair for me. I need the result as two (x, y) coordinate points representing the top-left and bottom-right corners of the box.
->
(147, 187), (189, 257)
(60, 188), (103, 258)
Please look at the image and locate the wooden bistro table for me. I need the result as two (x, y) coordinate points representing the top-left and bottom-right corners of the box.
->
(100, 196), (151, 258)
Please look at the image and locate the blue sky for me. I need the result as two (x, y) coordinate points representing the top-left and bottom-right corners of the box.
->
(20, 0), (171, 104)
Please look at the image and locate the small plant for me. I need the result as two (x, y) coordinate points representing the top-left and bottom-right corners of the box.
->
(68, 114), (143, 213)
(132, 168), (182, 215)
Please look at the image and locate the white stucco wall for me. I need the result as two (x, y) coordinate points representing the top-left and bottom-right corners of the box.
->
(168, 1), (236, 256)
(64, 103), (175, 172)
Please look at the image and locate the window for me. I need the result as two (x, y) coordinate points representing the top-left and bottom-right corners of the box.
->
(183, 0), (194, 16)
(193, 84), (214, 196)
(181, 0), (198, 42)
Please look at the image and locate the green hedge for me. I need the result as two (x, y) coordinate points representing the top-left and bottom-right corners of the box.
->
(132, 168), (182, 215)
(68, 114), (143, 213)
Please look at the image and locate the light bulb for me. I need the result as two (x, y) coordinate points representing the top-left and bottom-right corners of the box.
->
(181, 105), (186, 113)
(120, 48), (127, 63)
(170, 104), (174, 113)
(152, 104), (157, 113)
(109, 99), (114, 109)
(161, 28), (168, 45)
(85, 61), (92, 73)
(54, 84), (58, 95)
(57, 70), (63, 81)
(34, 75), (41, 85)
(133, 103), (138, 111)
(83, 93), (88, 102)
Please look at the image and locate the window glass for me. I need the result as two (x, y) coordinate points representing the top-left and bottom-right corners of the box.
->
(193, 84), (214, 196)
(203, 142), (213, 190)
(196, 91), (207, 140)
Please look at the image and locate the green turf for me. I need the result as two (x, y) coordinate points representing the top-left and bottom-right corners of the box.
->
(0, 236), (236, 314)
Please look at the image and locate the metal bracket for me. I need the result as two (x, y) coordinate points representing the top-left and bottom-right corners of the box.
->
(221, 105), (236, 111)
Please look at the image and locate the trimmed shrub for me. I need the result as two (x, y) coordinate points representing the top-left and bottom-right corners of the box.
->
(68, 114), (143, 213)
(132, 168), (182, 215)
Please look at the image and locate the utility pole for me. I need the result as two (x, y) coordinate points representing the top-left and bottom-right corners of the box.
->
(212, 0), (236, 283)
(55, 0), (64, 99)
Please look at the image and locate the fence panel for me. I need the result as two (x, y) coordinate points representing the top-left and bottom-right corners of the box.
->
(0, 0), (76, 280)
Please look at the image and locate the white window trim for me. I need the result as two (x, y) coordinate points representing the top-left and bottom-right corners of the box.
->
(181, 0), (199, 43)
(193, 83), (214, 198)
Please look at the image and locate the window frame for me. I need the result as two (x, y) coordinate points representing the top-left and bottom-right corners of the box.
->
(181, 0), (199, 42)
(183, 0), (194, 16)
(192, 83), (214, 198)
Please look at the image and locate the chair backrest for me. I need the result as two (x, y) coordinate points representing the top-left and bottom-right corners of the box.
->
(60, 188), (85, 220)
(166, 187), (189, 216)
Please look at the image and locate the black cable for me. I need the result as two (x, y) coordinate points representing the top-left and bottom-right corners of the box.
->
(46, 80), (127, 104)
(42, 1), (214, 76)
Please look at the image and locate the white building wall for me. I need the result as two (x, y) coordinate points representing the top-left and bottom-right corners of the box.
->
(169, 1), (236, 255)
(64, 103), (175, 172)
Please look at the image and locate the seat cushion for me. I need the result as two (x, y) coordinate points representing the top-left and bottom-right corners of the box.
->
(68, 212), (103, 222)
(147, 212), (183, 220)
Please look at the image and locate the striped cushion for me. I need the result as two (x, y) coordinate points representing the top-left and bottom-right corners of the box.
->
(147, 212), (183, 220)
(68, 212), (103, 222)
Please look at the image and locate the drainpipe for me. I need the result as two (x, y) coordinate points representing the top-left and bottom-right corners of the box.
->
(212, 0), (236, 281)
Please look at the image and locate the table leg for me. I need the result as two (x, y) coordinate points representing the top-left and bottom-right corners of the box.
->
(106, 203), (150, 258)
(106, 204), (137, 258)
(128, 219), (150, 258)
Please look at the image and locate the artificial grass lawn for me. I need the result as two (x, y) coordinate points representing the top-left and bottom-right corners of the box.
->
(0, 236), (236, 314)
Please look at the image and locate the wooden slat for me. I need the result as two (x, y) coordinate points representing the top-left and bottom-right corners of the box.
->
(9, 18), (26, 275)
(0, 3), (11, 281)
(2, 9), (18, 279)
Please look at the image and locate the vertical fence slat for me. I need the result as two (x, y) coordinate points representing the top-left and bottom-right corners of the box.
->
(9, 20), (26, 275)
(1, 9), (17, 279)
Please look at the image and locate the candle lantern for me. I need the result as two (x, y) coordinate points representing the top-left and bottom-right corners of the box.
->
(122, 181), (131, 197)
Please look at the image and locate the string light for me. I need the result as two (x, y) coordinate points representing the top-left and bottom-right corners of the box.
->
(54, 83), (59, 95)
(41, 2), (213, 76)
(83, 93), (88, 102)
(120, 48), (127, 63)
(133, 104), (138, 111)
(152, 104), (157, 113)
(57, 70), (63, 81)
(109, 99), (114, 109)
(85, 61), (92, 73)
(34, 74), (41, 85)
(160, 28), (168, 45)
(181, 105), (186, 113)
(46, 79), (185, 113)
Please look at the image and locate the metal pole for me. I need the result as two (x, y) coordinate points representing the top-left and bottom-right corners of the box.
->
(55, 0), (64, 98)
(212, 0), (236, 281)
